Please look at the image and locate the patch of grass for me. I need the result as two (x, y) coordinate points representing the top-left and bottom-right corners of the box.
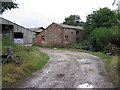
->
(0, 41), (2, 55)
(2, 46), (49, 88)
(2, 35), (49, 87)
(2, 38), (49, 88)
(105, 56), (119, 87)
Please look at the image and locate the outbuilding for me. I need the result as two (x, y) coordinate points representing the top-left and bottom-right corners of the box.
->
(34, 22), (83, 46)
(0, 18), (35, 44)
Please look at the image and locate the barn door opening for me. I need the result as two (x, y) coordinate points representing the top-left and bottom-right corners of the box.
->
(2, 24), (14, 40)
(14, 32), (24, 44)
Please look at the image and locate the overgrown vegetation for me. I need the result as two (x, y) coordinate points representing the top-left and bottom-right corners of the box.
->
(83, 7), (118, 39)
(63, 15), (83, 26)
(88, 27), (113, 52)
(1, 1), (18, 14)
(105, 56), (119, 87)
(2, 35), (49, 87)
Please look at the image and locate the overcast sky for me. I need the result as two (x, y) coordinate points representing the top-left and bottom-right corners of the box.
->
(2, 0), (118, 28)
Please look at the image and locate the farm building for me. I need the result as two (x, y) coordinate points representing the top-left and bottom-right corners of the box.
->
(0, 18), (35, 44)
(29, 27), (45, 36)
(34, 22), (83, 46)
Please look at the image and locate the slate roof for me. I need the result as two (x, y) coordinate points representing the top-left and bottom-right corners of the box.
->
(54, 23), (83, 30)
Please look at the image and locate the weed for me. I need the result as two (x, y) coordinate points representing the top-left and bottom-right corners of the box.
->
(2, 36), (49, 87)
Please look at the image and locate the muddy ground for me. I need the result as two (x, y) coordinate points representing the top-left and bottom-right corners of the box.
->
(15, 48), (114, 88)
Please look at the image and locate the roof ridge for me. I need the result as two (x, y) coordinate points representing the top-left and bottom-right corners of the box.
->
(53, 23), (83, 30)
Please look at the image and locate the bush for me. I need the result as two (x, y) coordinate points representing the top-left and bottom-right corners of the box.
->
(65, 43), (83, 49)
(89, 27), (113, 52)
(80, 40), (94, 51)
(51, 44), (64, 48)
(103, 44), (110, 54)
(2, 35), (17, 47)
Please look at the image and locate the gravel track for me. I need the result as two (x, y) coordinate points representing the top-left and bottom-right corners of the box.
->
(15, 48), (114, 88)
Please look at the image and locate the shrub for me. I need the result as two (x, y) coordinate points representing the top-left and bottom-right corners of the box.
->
(2, 35), (17, 47)
(81, 40), (94, 51)
(65, 43), (83, 49)
(51, 44), (64, 48)
(89, 27), (113, 51)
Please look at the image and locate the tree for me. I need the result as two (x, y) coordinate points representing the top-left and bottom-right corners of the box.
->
(88, 27), (113, 51)
(83, 7), (118, 38)
(111, 25), (120, 48)
(63, 15), (83, 26)
(0, 1), (18, 14)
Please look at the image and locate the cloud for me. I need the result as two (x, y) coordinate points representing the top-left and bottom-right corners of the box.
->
(2, 0), (117, 28)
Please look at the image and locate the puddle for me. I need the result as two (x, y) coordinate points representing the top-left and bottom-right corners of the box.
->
(77, 58), (92, 64)
(44, 68), (52, 74)
(77, 83), (93, 88)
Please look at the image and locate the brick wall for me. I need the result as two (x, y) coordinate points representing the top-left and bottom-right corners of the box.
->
(44, 23), (64, 45)
(76, 30), (84, 41)
(64, 29), (76, 44)
(33, 23), (84, 46)
(64, 29), (83, 44)
(33, 31), (45, 45)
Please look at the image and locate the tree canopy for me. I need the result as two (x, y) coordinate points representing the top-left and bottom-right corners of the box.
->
(63, 15), (83, 26)
(83, 7), (118, 38)
(88, 27), (113, 51)
(1, 1), (18, 14)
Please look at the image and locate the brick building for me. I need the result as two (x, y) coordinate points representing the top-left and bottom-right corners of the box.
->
(34, 23), (83, 46)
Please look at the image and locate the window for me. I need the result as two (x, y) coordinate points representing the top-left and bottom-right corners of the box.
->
(14, 32), (23, 38)
(71, 32), (73, 34)
(65, 36), (69, 42)
(76, 31), (79, 34)
(42, 36), (44, 41)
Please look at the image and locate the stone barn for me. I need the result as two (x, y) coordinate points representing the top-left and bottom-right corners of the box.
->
(34, 22), (83, 46)
(0, 18), (35, 44)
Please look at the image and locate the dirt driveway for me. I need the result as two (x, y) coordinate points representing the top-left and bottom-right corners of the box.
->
(16, 48), (114, 88)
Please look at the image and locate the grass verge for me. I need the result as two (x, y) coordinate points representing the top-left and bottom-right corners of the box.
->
(2, 46), (49, 88)
(105, 55), (119, 87)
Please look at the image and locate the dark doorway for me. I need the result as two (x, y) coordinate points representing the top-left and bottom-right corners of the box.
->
(65, 36), (69, 42)
(2, 24), (14, 40)
(76, 31), (79, 34)
(42, 36), (44, 41)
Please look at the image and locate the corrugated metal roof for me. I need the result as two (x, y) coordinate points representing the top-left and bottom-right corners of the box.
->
(29, 27), (45, 32)
(1, 18), (34, 32)
(29, 28), (39, 32)
(36, 29), (43, 32)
